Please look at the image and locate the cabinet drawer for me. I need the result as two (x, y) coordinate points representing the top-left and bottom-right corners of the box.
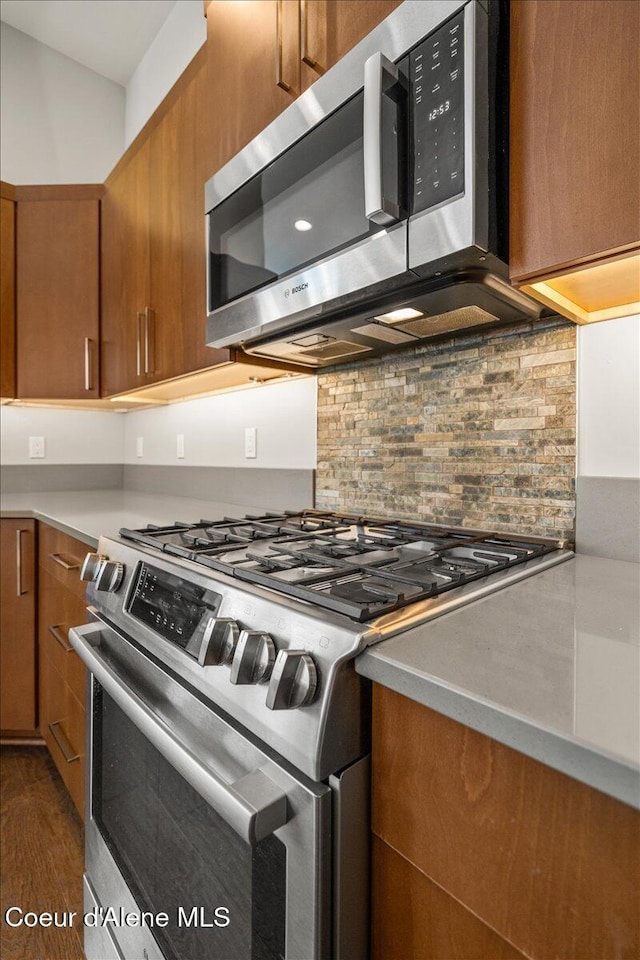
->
(38, 523), (88, 602)
(372, 685), (640, 960)
(40, 653), (85, 819)
(38, 569), (88, 705)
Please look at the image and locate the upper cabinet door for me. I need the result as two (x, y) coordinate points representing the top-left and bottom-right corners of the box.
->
(206, 0), (300, 174)
(101, 140), (152, 397)
(510, 0), (640, 282)
(0, 194), (16, 399)
(16, 192), (100, 399)
(148, 51), (230, 382)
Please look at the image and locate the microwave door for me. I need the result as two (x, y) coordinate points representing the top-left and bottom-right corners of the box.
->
(206, 57), (411, 351)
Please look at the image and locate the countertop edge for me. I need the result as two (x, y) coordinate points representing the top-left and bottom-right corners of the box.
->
(356, 650), (640, 810)
(1, 507), (99, 549)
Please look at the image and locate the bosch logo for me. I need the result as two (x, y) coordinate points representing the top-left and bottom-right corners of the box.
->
(284, 282), (309, 299)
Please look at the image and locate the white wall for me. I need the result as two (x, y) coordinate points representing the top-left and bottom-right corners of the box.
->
(123, 378), (317, 468)
(577, 314), (640, 478)
(0, 22), (125, 183)
(0, 407), (125, 464)
(125, 0), (206, 146)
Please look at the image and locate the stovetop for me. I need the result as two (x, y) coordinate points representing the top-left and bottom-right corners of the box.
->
(119, 510), (566, 622)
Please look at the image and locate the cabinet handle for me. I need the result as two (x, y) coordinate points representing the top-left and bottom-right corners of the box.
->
(48, 624), (73, 653)
(84, 337), (93, 391)
(299, 0), (320, 70)
(48, 552), (80, 571)
(144, 306), (154, 375)
(48, 722), (80, 763)
(276, 0), (292, 91)
(16, 529), (27, 596)
(136, 312), (145, 376)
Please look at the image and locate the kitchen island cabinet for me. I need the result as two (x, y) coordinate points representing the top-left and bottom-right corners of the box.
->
(0, 519), (37, 736)
(510, 0), (640, 325)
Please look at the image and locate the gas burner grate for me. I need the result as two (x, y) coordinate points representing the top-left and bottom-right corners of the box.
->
(119, 510), (563, 621)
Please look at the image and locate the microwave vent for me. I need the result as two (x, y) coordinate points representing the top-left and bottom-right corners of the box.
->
(298, 340), (373, 361)
(397, 306), (500, 337)
(351, 323), (416, 345)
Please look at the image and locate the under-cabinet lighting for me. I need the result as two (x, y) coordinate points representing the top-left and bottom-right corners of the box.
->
(521, 253), (640, 325)
(374, 307), (425, 324)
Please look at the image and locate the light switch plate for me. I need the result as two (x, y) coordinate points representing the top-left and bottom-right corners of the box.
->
(244, 427), (257, 459)
(177, 434), (185, 459)
(29, 436), (45, 458)
(136, 437), (144, 458)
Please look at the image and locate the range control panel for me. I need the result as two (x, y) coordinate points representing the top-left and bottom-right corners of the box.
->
(411, 9), (465, 213)
(127, 562), (221, 650)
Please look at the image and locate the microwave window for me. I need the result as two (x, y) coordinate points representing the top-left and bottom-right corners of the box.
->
(209, 93), (376, 310)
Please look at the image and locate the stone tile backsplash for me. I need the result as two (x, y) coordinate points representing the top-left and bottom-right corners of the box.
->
(316, 317), (576, 541)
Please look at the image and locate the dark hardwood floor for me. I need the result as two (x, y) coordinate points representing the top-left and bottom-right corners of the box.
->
(0, 746), (84, 960)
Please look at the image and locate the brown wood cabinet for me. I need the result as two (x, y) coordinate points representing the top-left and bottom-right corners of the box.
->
(37, 524), (89, 819)
(206, 0), (300, 173)
(510, 0), (640, 324)
(371, 685), (640, 960)
(206, 0), (400, 172)
(16, 186), (101, 399)
(101, 49), (231, 396)
(0, 183), (16, 399)
(0, 519), (37, 735)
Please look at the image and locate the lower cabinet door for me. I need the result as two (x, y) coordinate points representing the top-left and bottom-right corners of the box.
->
(40, 653), (85, 819)
(0, 519), (37, 733)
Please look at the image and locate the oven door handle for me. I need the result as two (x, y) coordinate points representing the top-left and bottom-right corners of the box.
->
(69, 623), (289, 845)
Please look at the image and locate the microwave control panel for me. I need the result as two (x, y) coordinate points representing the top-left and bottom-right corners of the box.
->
(411, 9), (465, 214)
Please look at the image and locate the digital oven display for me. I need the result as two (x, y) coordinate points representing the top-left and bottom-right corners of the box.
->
(127, 563), (217, 649)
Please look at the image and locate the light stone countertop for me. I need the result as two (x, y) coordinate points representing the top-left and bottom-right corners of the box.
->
(3, 489), (638, 807)
(0, 489), (271, 548)
(357, 553), (640, 808)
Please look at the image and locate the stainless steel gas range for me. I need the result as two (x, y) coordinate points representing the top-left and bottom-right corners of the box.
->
(70, 510), (572, 960)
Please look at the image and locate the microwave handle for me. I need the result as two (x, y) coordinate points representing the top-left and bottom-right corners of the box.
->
(69, 622), (289, 845)
(363, 51), (404, 226)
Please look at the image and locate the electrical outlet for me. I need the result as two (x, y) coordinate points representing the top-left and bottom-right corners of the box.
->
(176, 434), (185, 459)
(244, 427), (257, 459)
(136, 437), (144, 458)
(29, 436), (45, 459)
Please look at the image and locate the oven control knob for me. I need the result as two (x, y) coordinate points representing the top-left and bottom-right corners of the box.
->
(266, 650), (318, 710)
(95, 560), (125, 592)
(198, 618), (240, 666)
(80, 553), (108, 582)
(230, 631), (276, 685)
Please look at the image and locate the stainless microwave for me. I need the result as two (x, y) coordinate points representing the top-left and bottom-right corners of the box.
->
(205, 0), (541, 368)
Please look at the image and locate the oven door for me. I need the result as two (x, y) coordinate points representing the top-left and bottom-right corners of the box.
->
(70, 621), (331, 960)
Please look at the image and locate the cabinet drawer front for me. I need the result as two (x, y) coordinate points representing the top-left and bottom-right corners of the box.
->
(372, 685), (640, 960)
(38, 569), (88, 705)
(39, 524), (88, 602)
(40, 653), (85, 819)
